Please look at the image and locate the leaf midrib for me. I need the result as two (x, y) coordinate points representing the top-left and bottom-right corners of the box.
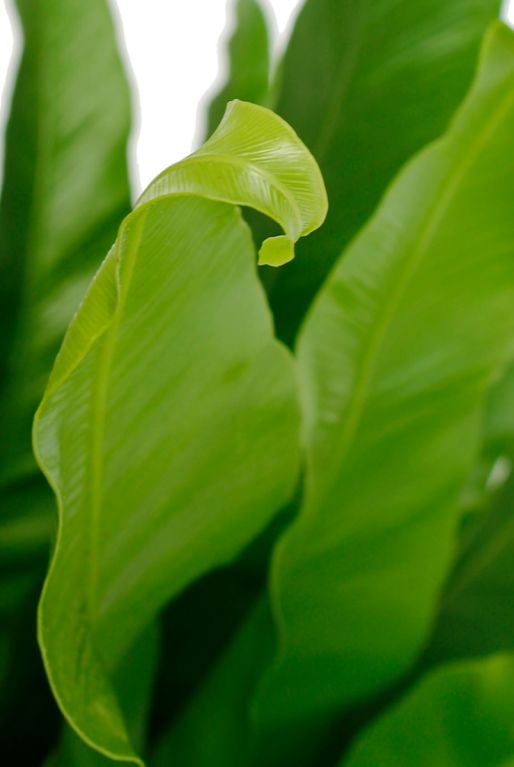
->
(309, 82), (514, 510)
(142, 152), (305, 238)
(87, 211), (147, 620)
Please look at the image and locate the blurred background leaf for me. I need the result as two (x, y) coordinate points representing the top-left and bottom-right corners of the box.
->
(345, 654), (514, 767)
(204, 0), (271, 138)
(0, 0), (132, 762)
(34, 101), (325, 761)
(262, 0), (502, 343)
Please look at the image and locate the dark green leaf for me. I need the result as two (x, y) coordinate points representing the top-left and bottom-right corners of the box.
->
(0, 0), (131, 486)
(266, 0), (501, 342)
(152, 601), (273, 767)
(424, 470), (514, 665)
(0, 1), (132, 759)
(204, 0), (270, 138)
(345, 654), (514, 766)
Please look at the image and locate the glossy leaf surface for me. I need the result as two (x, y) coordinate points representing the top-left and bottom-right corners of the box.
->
(35, 101), (326, 762)
(267, 0), (501, 342)
(258, 22), (514, 725)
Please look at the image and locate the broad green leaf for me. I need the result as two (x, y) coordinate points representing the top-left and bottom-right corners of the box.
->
(0, 2), (132, 758)
(266, 0), (501, 342)
(0, 0), (131, 486)
(204, 0), (270, 138)
(0, 476), (55, 562)
(344, 654), (514, 767)
(35, 100), (326, 763)
(256, 21), (514, 727)
(138, 100), (327, 267)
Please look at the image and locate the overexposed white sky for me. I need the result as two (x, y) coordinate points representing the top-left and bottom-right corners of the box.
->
(0, 0), (513, 194)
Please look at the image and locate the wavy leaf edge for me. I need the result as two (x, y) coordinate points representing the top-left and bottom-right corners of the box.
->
(33, 99), (327, 763)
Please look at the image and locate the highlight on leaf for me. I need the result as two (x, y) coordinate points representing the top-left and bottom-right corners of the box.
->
(138, 100), (327, 267)
(4, 1), (514, 764)
(33, 99), (326, 763)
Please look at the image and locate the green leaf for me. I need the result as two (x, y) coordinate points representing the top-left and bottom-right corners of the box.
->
(0, 1), (131, 759)
(35, 100), (326, 762)
(265, 0), (501, 342)
(139, 100), (327, 267)
(424, 470), (514, 666)
(256, 21), (514, 727)
(152, 600), (273, 767)
(204, 0), (270, 138)
(0, 0), (131, 486)
(483, 361), (514, 455)
(49, 624), (160, 766)
(344, 654), (514, 766)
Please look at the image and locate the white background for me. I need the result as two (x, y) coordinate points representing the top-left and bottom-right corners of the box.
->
(0, 0), (302, 192)
(0, 0), (512, 194)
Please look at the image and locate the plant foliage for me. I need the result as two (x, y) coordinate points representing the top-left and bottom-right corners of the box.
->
(1, 0), (514, 765)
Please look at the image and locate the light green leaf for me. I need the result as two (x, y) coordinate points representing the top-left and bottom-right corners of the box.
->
(344, 654), (514, 767)
(35, 100), (326, 762)
(139, 100), (327, 267)
(204, 0), (270, 138)
(257, 21), (514, 726)
(0, 0), (131, 486)
(265, 0), (501, 342)
(49, 624), (160, 766)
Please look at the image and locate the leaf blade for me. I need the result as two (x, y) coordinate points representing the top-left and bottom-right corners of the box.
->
(266, 0), (501, 342)
(258, 20), (514, 726)
(35, 101), (326, 762)
(204, 0), (270, 138)
(0, 0), (132, 486)
(345, 654), (514, 767)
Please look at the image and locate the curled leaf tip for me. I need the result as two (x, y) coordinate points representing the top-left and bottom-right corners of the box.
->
(258, 235), (295, 267)
(138, 99), (327, 267)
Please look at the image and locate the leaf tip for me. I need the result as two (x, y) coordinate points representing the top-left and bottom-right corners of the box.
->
(258, 235), (295, 267)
